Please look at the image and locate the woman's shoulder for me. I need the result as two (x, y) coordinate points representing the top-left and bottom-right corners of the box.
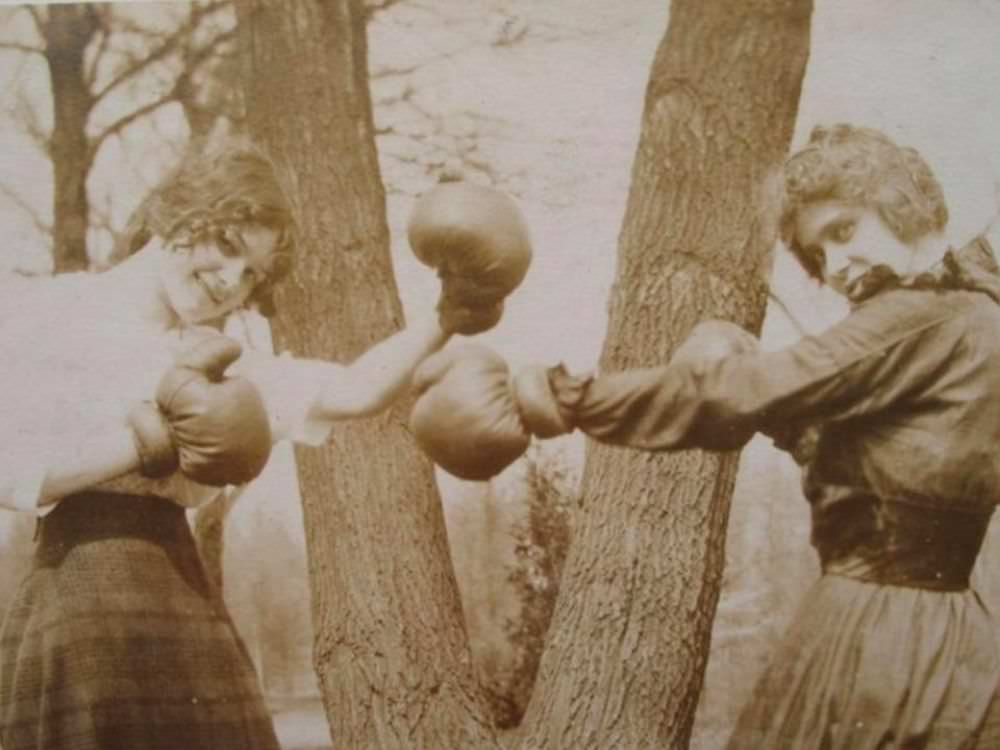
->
(841, 285), (970, 342)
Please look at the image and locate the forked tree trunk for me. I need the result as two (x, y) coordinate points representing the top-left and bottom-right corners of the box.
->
(236, 2), (496, 747)
(517, 1), (812, 747)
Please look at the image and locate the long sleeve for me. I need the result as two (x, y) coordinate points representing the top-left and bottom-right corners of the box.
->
(554, 287), (974, 452)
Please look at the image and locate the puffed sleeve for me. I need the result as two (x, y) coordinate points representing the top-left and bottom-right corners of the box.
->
(232, 348), (340, 446)
(180, 314), (344, 448)
(555, 288), (969, 452)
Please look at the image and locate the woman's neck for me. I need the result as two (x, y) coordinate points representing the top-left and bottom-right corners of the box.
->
(905, 233), (949, 276)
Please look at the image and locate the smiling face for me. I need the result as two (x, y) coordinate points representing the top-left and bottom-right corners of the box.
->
(791, 199), (918, 299)
(159, 223), (282, 324)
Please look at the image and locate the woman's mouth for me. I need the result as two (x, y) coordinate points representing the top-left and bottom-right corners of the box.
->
(196, 273), (223, 304)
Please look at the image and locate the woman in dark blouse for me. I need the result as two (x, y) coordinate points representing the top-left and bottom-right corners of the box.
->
(411, 123), (1000, 748)
(563, 124), (1000, 749)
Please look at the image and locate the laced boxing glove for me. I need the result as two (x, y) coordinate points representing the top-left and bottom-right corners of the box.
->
(127, 335), (273, 486)
(409, 344), (570, 481)
(408, 176), (532, 335)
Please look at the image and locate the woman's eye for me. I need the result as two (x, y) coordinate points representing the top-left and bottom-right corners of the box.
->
(217, 228), (244, 258)
(242, 267), (262, 285)
(218, 237), (236, 257)
(831, 221), (856, 243)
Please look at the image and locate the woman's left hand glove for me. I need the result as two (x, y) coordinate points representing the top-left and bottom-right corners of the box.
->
(409, 344), (570, 481)
(128, 335), (273, 485)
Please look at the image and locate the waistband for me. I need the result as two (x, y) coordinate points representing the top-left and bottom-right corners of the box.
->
(820, 497), (993, 592)
(35, 491), (189, 568)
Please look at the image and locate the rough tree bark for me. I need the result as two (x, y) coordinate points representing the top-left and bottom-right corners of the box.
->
(235, 2), (496, 747)
(518, 1), (812, 748)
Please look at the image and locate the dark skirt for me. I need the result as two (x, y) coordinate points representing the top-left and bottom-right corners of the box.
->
(725, 574), (1000, 750)
(0, 491), (280, 750)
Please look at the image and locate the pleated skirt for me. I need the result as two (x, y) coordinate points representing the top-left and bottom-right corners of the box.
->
(726, 574), (1000, 750)
(0, 491), (280, 750)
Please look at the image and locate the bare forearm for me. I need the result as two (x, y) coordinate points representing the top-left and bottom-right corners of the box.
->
(318, 312), (451, 419)
(37, 427), (141, 507)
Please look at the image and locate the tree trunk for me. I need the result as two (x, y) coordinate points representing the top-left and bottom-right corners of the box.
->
(518, 1), (812, 748)
(43, 4), (97, 273)
(236, 2), (496, 747)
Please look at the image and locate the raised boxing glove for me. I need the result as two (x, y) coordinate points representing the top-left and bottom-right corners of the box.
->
(127, 335), (272, 486)
(407, 176), (532, 336)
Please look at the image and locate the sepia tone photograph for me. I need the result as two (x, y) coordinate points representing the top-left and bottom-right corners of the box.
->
(2, 1), (1000, 748)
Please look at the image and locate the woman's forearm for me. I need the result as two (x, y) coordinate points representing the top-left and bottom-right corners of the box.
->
(36, 427), (141, 507)
(316, 312), (451, 420)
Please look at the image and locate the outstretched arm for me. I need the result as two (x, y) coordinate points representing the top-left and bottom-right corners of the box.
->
(408, 292), (965, 481)
(314, 313), (451, 420)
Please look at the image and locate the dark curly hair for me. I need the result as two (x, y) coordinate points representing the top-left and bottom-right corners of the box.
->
(780, 124), (948, 280)
(121, 138), (295, 316)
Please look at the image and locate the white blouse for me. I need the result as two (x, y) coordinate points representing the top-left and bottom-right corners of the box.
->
(0, 270), (335, 514)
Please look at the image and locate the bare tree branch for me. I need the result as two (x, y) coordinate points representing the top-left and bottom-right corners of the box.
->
(26, 5), (46, 40)
(364, 0), (409, 22)
(88, 91), (176, 163)
(0, 41), (44, 56)
(0, 182), (51, 237)
(187, 26), (237, 70)
(370, 62), (421, 80)
(91, 0), (230, 105)
(83, 8), (114, 90)
(9, 90), (49, 156)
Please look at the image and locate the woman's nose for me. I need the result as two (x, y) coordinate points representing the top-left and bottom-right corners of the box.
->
(825, 249), (851, 276)
(217, 257), (248, 289)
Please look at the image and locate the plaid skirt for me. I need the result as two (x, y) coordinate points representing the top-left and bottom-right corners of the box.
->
(0, 491), (280, 750)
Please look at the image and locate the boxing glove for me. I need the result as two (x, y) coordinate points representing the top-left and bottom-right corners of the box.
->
(128, 335), (273, 486)
(410, 345), (531, 480)
(407, 176), (532, 335)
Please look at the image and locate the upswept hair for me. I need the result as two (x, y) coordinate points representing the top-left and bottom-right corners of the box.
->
(779, 124), (948, 280)
(122, 138), (295, 316)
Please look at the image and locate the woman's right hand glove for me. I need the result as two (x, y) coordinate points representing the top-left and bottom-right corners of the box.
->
(127, 335), (272, 486)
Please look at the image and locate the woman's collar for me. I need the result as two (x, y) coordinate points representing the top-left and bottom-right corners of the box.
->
(847, 235), (1000, 305)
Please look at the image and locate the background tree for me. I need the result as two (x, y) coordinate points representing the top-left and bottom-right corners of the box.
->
(518, 1), (812, 747)
(0, 1), (235, 272)
(236, 1), (496, 746)
(490, 445), (575, 728)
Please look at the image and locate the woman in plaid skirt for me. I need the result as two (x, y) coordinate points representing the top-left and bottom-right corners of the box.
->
(0, 140), (525, 749)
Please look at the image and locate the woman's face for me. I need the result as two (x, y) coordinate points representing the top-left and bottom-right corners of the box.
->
(792, 200), (917, 299)
(159, 223), (281, 324)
